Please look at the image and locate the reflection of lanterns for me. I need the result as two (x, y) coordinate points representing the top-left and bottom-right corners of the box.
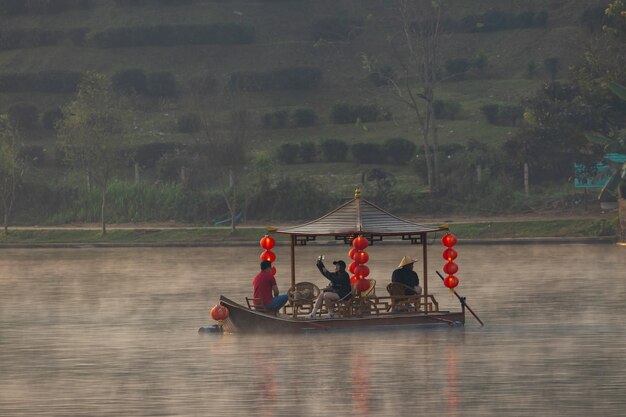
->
(260, 235), (275, 250)
(350, 275), (357, 284)
(354, 250), (369, 264)
(352, 236), (369, 250)
(210, 305), (229, 321)
(356, 279), (371, 293)
(349, 261), (358, 274)
(349, 248), (358, 260)
(442, 248), (458, 261)
(443, 261), (458, 275)
(444, 275), (459, 290)
(260, 250), (276, 263)
(442, 233), (457, 247)
(354, 264), (370, 279)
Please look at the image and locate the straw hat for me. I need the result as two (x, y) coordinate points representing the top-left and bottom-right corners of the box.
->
(397, 256), (417, 268)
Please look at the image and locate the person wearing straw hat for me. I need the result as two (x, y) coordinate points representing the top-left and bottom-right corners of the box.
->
(392, 256), (422, 296)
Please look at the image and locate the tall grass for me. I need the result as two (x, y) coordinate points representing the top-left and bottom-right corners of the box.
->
(48, 182), (213, 224)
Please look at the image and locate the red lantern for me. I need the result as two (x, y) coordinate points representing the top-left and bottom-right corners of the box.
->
(210, 305), (229, 321)
(271, 266), (277, 276)
(444, 275), (459, 289)
(349, 261), (358, 274)
(260, 250), (276, 263)
(260, 235), (275, 250)
(442, 233), (457, 247)
(353, 250), (369, 264)
(354, 264), (370, 279)
(352, 236), (369, 250)
(443, 261), (458, 275)
(350, 275), (357, 284)
(442, 248), (458, 261)
(349, 247), (358, 260)
(355, 279), (371, 293)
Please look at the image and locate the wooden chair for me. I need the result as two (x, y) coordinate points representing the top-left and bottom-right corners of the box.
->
(245, 297), (267, 312)
(287, 282), (320, 316)
(386, 282), (421, 312)
(350, 279), (379, 316)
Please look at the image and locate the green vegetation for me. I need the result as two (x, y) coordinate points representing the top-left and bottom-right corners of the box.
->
(0, 0), (623, 232)
(0, 218), (616, 245)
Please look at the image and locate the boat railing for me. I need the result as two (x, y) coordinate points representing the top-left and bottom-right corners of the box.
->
(281, 293), (441, 318)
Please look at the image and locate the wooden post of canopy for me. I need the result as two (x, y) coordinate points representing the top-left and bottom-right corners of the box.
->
(422, 232), (428, 312)
(290, 234), (296, 318)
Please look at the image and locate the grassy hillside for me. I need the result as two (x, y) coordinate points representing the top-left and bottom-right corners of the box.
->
(0, 0), (612, 222)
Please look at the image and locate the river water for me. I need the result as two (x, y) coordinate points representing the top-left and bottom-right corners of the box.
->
(0, 243), (624, 416)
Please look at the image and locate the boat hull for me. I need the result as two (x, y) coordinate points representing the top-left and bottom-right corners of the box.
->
(217, 296), (465, 334)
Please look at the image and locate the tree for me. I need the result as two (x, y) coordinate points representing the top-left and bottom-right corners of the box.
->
(0, 117), (24, 233)
(504, 81), (608, 183)
(186, 93), (251, 234)
(364, 0), (444, 193)
(56, 73), (136, 234)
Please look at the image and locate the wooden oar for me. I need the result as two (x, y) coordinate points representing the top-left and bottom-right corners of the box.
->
(436, 271), (484, 327)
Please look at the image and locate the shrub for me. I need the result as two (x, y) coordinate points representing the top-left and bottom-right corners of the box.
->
(135, 142), (182, 169)
(176, 113), (202, 133)
(68, 27), (88, 46)
(229, 67), (322, 92)
(146, 72), (177, 97)
(330, 103), (380, 124)
(458, 10), (549, 33)
(543, 57), (560, 81)
(480, 104), (523, 126)
(276, 143), (300, 164)
(39, 70), (82, 93)
(89, 23), (255, 48)
(445, 58), (470, 78)
(368, 65), (395, 87)
(320, 139), (348, 162)
(383, 138), (416, 165)
(351, 142), (381, 164)
(311, 17), (363, 41)
(271, 66), (323, 90)
(262, 110), (289, 129)
(246, 176), (334, 220)
(20, 145), (45, 166)
(8, 103), (38, 129)
(0, 29), (63, 50)
(191, 75), (218, 94)
(111, 68), (147, 94)
(0, 0), (91, 16)
(291, 108), (317, 127)
(480, 104), (501, 125)
(42, 107), (63, 130)
(433, 100), (462, 120)
(299, 142), (316, 163)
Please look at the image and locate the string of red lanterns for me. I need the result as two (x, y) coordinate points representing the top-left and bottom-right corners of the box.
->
(442, 233), (459, 292)
(351, 235), (371, 294)
(260, 235), (277, 275)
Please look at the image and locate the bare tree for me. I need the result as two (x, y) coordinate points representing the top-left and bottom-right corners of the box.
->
(0, 117), (24, 233)
(190, 93), (251, 234)
(57, 73), (136, 235)
(364, 0), (444, 193)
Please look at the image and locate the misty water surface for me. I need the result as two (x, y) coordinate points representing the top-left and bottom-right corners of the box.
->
(0, 243), (625, 416)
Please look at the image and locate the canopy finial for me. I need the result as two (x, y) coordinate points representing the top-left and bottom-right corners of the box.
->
(355, 187), (361, 199)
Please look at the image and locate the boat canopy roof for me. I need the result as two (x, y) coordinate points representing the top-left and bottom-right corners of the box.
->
(273, 193), (447, 237)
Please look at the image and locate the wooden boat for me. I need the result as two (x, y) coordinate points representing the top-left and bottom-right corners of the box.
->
(202, 189), (482, 334)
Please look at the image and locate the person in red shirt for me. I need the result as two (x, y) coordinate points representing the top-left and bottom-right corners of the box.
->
(252, 260), (288, 313)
